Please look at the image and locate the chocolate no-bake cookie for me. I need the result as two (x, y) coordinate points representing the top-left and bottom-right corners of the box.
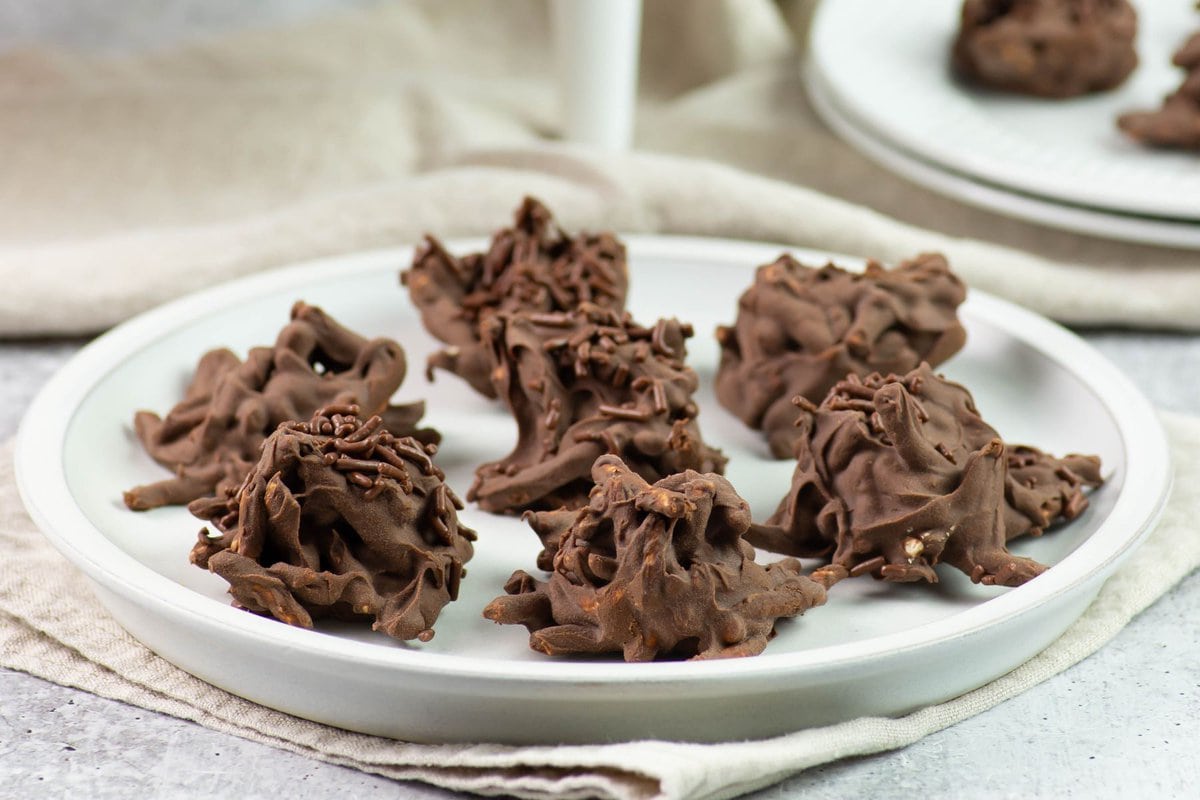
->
(1118, 32), (1200, 149)
(749, 364), (1102, 588)
(484, 455), (826, 661)
(952, 0), (1138, 98)
(715, 253), (966, 459)
(190, 405), (475, 642)
(468, 304), (726, 514)
(125, 302), (434, 511)
(401, 196), (628, 398)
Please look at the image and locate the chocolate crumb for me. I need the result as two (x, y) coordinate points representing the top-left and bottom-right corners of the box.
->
(1118, 32), (1200, 149)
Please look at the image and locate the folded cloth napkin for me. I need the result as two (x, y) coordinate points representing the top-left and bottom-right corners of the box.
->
(0, 413), (1195, 800)
(6, 147), (1200, 336)
(2, 0), (1198, 336)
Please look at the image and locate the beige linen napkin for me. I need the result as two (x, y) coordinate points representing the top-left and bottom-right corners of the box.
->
(5, 147), (1200, 336)
(2, 0), (1198, 336)
(1, 414), (1196, 800)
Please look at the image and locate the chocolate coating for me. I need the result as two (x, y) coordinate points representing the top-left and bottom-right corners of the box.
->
(190, 405), (475, 642)
(952, 0), (1138, 98)
(483, 455), (826, 661)
(749, 364), (1103, 587)
(401, 196), (628, 398)
(715, 253), (966, 459)
(125, 302), (435, 512)
(468, 304), (727, 514)
(1118, 32), (1200, 149)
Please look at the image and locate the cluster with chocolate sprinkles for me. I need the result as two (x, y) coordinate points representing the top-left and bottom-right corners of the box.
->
(125, 301), (434, 512)
(715, 253), (966, 459)
(468, 303), (727, 514)
(748, 364), (1103, 588)
(483, 455), (827, 661)
(401, 196), (628, 398)
(1119, 32), (1200, 150)
(190, 405), (475, 642)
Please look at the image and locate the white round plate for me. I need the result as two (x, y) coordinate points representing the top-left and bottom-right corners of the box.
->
(810, 0), (1200, 222)
(16, 238), (1170, 745)
(807, 65), (1200, 250)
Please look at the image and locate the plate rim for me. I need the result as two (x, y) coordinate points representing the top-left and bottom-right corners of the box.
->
(809, 0), (1200, 223)
(14, 237), (1173, 686)
(804, 60), (1200, 250)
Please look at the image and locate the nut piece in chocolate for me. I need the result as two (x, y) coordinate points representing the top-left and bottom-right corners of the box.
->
(190, 405), (475, 642)
(952, 0), (1138, 98)
(483, 455), (826, 661)
(1118, 32), (1200, 150)
(715, 253), (966, 459)
(125, 301), (435, 512)
(468, 303), (727, 514)
(749, 364), (1103, 588)
(401, 196), (628, 398)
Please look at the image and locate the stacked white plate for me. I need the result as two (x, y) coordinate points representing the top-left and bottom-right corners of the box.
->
(807, 0), (1200, 249)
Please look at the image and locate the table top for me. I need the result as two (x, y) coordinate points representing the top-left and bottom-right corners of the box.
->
(2, 330), (1198, 799)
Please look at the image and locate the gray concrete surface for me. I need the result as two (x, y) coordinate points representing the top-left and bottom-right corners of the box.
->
(1, 330), (1197, 799)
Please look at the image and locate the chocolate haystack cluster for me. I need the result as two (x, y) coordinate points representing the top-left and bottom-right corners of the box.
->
(1119, 32), (1200, 149)
(484, 455), (826, 661)
(952, 0), (1138, 98)
(468, 303), (727, 514)
(715, 253), (966, 459)
(401, 196), (628, 398)
(125, 302), (433, 512)
(748, 364), (1103, 587)
(190, 405), (475, 642)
